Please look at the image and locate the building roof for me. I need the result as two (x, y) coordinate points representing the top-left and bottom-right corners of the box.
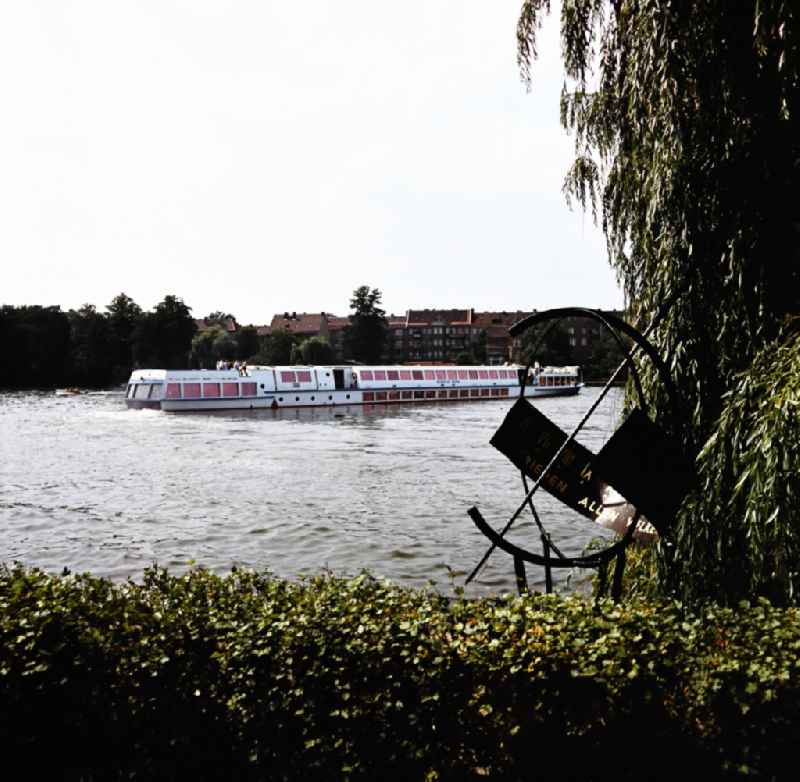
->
(405, 309), (474, 327)
(473, 310), (535, 329)
(269, 312), (329, 336)
(326, 315), (350, 332)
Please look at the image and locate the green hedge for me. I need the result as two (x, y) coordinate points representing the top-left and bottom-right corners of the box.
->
(2, 565), (799, 780)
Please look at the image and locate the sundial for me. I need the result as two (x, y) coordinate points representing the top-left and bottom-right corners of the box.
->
(465, 308), (695, 600)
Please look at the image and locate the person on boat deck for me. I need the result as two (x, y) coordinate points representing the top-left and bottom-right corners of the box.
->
(233, 360), (241, 372)
(240, 361), (248, 376)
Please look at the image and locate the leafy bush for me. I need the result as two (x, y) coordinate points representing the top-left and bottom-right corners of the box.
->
(667, 328), (800, 605)
(2, 565), (800, 780)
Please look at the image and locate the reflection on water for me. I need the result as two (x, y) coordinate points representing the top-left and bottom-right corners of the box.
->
(0, 388), (623, 596)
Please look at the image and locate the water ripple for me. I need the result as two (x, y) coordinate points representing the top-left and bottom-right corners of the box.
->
(0, 388), (622, 596)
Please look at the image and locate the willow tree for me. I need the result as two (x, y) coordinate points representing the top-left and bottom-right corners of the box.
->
(518, 1), (800, 603)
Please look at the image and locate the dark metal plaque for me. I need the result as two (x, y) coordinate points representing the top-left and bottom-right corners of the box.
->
(592, 408), (694, 537)
(490, 398), (606, 521)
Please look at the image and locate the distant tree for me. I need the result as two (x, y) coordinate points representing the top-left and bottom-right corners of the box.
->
(0, 305), (71, 388)
(299, 336), (335, 365)
(106, 293), (142, 382)
(518, 321), (572, 367)
(253, 328), (297, 366)
(344, 286), (388, 364)
(580, 323), (629, 381)
(289, 343), (303, 365)
(473, 330), (488, 364)
(132, 295), (195, 368)
(235, 326), (260, 361)
(190, 325), (238, 368)
(204, 311), (236, 327)
(68, 304), (114, 387)
(455, 350), (477, 365)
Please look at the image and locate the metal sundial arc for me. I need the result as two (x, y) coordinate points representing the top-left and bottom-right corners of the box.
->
(510, 307), (681, 420)
(468, 306), (682, 580)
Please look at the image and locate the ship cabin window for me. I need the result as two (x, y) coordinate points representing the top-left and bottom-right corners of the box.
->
(478, 370), (488, 379)
(387, 370), (399, 381)
(126, 384), (133, 398)
(424, 370), (435, 380)
(374, 370), (387, 381)
(489, 370), (498, 379)
(402, 390), (412, 399)
(296, 370), (312, 383)
(241, 383), (257, 397)
(222, 382), (239, 397)
(281, 371), (296, 383)
(412, 370), (424, 380)
(458, 370), (468, 380)
(165, 383), (182, 399)
(399, 370), (411, 380)
(435, 370), (446, 380)
(183, 382), (201, 398)
(468, 370), (478, 380)
(447, 370), (458, 380)
(203, 383), (221, 398)
(414, 390), (425, 399)
(361, 370), (374, 381)
(133, 384), (151, 400)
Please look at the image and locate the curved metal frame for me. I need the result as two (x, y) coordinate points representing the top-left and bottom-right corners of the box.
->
(468, 307), (679, 595)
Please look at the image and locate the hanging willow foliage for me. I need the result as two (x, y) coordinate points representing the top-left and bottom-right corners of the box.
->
(518, 1), (800, 603)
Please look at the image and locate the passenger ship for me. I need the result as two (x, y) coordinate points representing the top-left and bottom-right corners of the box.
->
(125, 364), (582, 411)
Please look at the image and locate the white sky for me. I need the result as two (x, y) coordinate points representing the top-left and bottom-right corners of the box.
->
(0, 1), (623, 325)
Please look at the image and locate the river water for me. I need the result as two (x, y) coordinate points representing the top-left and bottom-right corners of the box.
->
(0, 388), (623, 596)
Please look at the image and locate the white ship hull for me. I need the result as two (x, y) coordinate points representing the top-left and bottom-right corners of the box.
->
(125, 364), (582, 411)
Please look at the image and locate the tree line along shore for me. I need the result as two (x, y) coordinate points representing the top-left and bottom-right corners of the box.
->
(1, 288), (622, 390)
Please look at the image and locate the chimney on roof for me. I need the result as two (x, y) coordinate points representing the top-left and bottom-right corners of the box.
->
(283, 312), (289, 319)
(292, 311), (297, 319)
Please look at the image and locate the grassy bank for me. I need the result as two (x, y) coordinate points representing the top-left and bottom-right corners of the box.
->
(2, 564), (799, 779)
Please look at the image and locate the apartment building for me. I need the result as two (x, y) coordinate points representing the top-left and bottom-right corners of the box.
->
(257, 307), (625, 365)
